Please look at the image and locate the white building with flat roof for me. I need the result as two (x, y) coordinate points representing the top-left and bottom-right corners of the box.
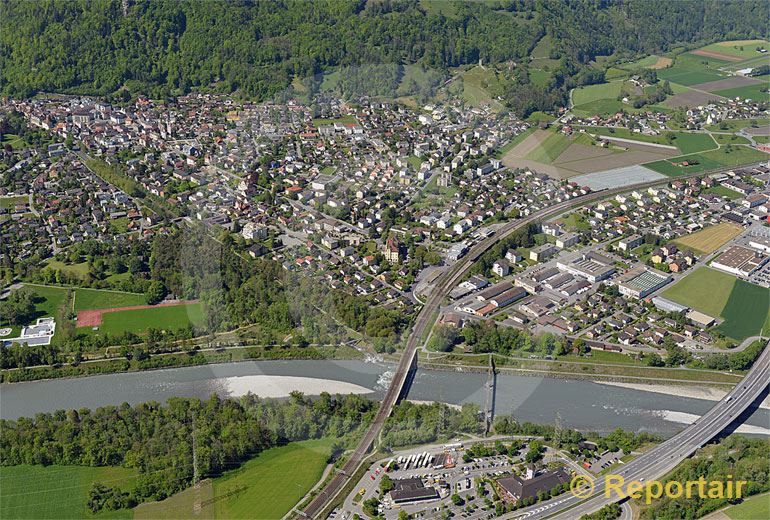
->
(3, 317), (56, 347)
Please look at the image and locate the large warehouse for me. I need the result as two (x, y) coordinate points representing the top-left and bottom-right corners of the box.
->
(618, 267), (673, 299)
(711, 245), (769, 277)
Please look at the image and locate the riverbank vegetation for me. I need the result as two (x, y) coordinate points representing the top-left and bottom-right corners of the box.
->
(0, 393), (375, 513)
(635, 435), (769, 519)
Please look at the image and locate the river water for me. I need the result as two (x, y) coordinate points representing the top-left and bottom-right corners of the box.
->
(1, 360), (767, 436)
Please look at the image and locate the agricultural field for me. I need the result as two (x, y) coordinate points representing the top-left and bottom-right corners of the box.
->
(713, 82), (770, 102)
(503, 128), (678, 179)
(662, 267), (770, 341)
(453, 66), (504, 111)
(671, 223), (743, 255)
(696, 39), (770, 61)
(580, 127), (715, 154)
(0, 465), (138, 520)
(524, 131), (572, 163)
(572, 82), (623, 106)
(643, 145), (769, 176)
(134, 438), (334, 520)
(496, 127), (536, 158)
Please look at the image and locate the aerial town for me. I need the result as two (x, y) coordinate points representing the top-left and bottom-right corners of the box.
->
(1, 4), (770, 520)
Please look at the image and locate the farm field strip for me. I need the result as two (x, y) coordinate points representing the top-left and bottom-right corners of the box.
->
(671, 223), (744, 254)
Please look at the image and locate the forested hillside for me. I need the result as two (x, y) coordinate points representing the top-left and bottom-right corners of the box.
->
(0, 0), (767, 112)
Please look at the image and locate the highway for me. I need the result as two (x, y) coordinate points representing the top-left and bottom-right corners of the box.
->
(503, 339), (770, 520)
(300, 163), (768, 519)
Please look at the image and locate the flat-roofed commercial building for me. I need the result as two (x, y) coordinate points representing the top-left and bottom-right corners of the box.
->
(711, 245), (769, 277)
(618, 267), (673, 299)
(557, 252), (616, 283)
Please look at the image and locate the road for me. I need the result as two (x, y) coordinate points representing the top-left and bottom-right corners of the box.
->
(300, 162), (768, 519)
(502, 338), (770, 520)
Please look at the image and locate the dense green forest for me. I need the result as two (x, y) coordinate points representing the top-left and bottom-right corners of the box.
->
(1, 0), (767, 114)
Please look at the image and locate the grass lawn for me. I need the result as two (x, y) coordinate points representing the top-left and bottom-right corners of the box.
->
(662, 267), (735, 318)
(704, 118), (770, 132)
(705, 185), (744, 199)
(74, 288), (147, 313)
(524, 131), (572, 163)
(0, 133), (31, 150)
(0, 465), (138, 520)
(712, 133), (751, 146)
(572, 82), (623, 107)
(311, 115), (358, 126)
(663, 267), (770, 341)
(724, 492), (770, 520)
(45, 259), (90, 278)
(671, 223), (744, 255)
(18, 284), (69, 321)
(134, 438), (333, 520)
(0, 195), (28, 209)
(83, 302), (205, 336)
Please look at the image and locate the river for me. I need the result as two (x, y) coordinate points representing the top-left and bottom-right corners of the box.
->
(1, 360), (767, 436)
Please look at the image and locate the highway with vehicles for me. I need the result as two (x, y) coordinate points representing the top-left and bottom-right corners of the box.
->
(503, 339), (770, 520)
(301, 163), (769, 519)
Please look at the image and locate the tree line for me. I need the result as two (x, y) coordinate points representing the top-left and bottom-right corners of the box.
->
(0, 392), (376, 511)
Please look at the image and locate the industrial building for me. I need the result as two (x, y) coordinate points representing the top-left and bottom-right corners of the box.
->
(711, 245), (769, 277)
(618, 267), (673, 299)
(556, 251), (616, 283)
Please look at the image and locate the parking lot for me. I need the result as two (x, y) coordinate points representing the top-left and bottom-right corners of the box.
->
(339, 441), (551, 520)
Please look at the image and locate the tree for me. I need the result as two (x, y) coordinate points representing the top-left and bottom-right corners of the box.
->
(145, 280), (167, 305)
(380, 474), (394, 494)
(0, 287), (36, 325)
(451, 494), (465, 506)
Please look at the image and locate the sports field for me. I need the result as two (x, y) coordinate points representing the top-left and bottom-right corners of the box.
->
(134, 438), (333, 520)
(83, 302), (205, 335)
(74, 288), (147, 312)
(0, 465), (138, 519)
(671, 223), (743, 254)
(662, 267), (770, 341)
